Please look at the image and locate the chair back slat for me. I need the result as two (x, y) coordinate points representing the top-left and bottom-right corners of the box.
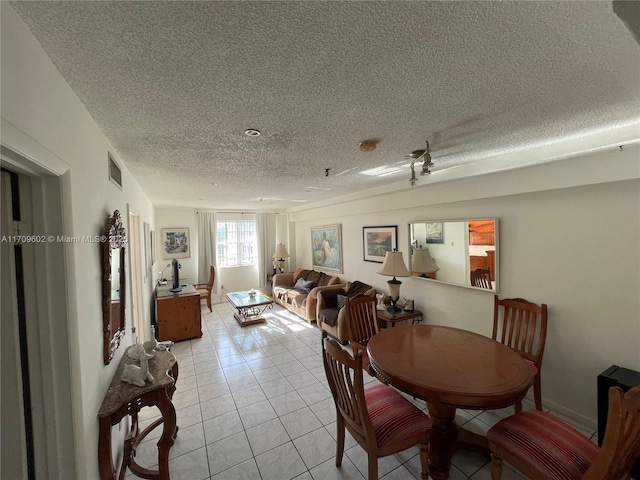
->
(493, 296), (548, 366)
(471, 268), (492, 289)
(346, 295), (379, 350)
(584, 386), (640, 480)
(322, 334), (372, 440)
(207, 266), (216, 289)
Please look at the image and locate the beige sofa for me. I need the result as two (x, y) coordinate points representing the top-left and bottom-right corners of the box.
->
(316, 281), (379, 343)
(272, 268), (342, 323)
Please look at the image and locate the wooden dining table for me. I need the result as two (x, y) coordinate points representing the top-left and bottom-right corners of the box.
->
(367, 324), (533, 480)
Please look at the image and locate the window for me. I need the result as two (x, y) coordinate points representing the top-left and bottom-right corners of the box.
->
(216, 220), (257, 267)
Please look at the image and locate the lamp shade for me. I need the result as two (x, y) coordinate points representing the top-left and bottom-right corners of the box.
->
(273, 243), (289, 259)
(377, 251), (410, 278)
(412, 247), (439, 274)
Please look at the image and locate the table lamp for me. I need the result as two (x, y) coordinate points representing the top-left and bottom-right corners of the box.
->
(411, 246), (439, 278)
(377, 250), (411, 314)
(273, 243), (290, 274)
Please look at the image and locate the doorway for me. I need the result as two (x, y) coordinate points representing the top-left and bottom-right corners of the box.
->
(1, 146), (75, 479)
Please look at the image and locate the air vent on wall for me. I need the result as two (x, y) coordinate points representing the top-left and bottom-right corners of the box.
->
(108, 152), (122, 190)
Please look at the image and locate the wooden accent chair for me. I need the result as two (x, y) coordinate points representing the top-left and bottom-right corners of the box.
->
(194, 266), (215, 312)
(345, 295), (379, 376)
(493, 295), (548, 411)
(321, 332), (432, 480)
(487, 386), (640, 480)
(470, 268), (492, 289)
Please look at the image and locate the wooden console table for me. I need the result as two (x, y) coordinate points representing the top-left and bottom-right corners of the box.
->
(155, 284), (202, 342)
(98, 347), (179, 480)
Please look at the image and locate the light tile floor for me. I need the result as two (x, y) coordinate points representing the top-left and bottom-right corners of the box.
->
(127, 302), (598, 480)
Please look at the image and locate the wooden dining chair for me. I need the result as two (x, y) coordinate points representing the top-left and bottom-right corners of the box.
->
(493, 295), (548, 411)
(487, 385), (640, 480)
(194, 266), (215, 312)
(470, 268), (492, 289)
(345, 295), (379, 376)
(321, 332), (431, 480)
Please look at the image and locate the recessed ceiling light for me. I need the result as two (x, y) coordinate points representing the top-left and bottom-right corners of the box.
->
(244, 128), (261, 137)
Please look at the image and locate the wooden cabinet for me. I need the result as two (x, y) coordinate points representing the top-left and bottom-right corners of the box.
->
(156, 284), (202, 342)
(470, 250), (496, 281)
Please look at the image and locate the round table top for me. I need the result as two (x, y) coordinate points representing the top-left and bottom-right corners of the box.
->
(367, 324), (533, 409)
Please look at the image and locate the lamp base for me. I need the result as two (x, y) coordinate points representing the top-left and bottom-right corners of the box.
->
(386, 305), (402, 315)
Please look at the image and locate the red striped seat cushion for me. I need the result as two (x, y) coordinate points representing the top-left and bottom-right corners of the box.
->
(364, 383), (432, 447)
(487, 410), (598, 480)
(526, 360), (539, 376)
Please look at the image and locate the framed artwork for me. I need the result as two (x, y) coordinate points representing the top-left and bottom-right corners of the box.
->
(144, 222), (152, 277)
(161, 227), (191, 259)
(363, 225), (397, 263)
(426, 222), (444, 244)
(150, 230), (156, 266)
(311, 224), (343, 273)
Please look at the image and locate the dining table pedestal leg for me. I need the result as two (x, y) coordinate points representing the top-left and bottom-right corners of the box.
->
(426, 401), (458, 480)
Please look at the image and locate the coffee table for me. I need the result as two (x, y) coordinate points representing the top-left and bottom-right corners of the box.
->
(226, 290), (273, 327)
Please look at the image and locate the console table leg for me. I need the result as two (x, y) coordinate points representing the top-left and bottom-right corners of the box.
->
(156, 388), (177, 480)
(98, 417), (115, 480)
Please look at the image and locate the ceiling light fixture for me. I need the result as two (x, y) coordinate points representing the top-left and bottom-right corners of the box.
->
(359, 139), (377, 152)
(409, 140), (434, 186)
(244, 128), (261, 137)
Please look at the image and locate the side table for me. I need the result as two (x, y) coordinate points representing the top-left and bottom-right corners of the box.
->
(98, 347), (179, 480)
(377, 309), (423, 328)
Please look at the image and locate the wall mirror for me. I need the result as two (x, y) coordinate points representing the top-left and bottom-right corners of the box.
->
(408, 219), (498, 292)
(103, 209), (127, 364)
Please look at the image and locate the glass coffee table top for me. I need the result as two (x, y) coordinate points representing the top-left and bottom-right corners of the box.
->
(225, 290), (273, 326)
(226, 290), (272, 308)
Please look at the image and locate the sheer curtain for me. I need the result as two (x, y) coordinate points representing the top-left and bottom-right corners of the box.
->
(256, 213), (276, 290)
(197, 212), (217, 295)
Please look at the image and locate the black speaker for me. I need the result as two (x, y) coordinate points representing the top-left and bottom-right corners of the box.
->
(597, 365), (640, 478)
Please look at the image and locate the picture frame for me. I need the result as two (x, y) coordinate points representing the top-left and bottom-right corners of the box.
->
(311, 224), (343, 273)
(362, 225), (397, 263)
(150, 230), (156, 266)
(144, 222), (152, 277)
(426, 222), (444, 244)
(161, 227), (191, 259)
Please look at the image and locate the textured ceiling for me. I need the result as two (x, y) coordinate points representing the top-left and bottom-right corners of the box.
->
(9, 1), (640, 211)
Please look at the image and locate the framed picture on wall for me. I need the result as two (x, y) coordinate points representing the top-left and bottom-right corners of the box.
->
(362, 225), (397, 263)
(161, 227), (191, 259)
(311, 224), (343, 273)
(150, 230), (156, 266)
(426, 222), (444, 244)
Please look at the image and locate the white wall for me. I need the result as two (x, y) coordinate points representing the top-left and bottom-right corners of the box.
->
(154, 208), (199, 283)
(1, 4), (155, 478)
(287, 147), (640, 426)
(154, 208), (262, 298)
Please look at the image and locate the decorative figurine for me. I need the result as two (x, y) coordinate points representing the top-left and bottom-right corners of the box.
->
(376, 293), (386, 311)
(121, 344), (155, 387)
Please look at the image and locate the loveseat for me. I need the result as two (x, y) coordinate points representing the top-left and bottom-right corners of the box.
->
(272, 268), (342, 323)
(316, 280), (379, 343)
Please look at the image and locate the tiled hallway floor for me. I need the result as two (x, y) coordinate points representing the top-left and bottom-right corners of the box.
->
(127, 302), (597, 480)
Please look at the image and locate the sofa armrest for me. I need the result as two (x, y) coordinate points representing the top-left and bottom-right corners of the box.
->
(273, 273), (294, 288)
(317, 285), (346, 311)
(306, 283), (346, 321)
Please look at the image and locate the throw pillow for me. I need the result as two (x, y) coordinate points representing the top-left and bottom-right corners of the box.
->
(337, 294), (347, 309)
(294, 278), (315, 293)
